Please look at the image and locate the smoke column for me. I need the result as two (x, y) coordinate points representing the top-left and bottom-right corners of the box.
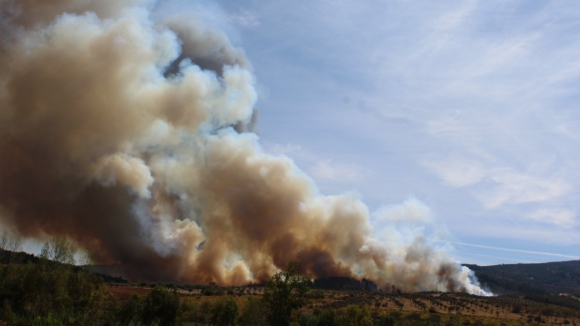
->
(0, 0), (488, 294)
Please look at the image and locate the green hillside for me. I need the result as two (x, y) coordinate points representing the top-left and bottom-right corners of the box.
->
(465, 260), (580, 294)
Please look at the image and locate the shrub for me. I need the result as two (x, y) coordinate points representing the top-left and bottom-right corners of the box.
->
(211, 296), (239, 326)
(240, 296), (267, 326)
(140, 286), (180, 326)
(0, 263), (105, 325)
(377, 315), (396, 326)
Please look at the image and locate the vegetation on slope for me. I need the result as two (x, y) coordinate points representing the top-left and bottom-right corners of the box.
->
(0, 235), (579, 325)
(466, 260), (580, 295)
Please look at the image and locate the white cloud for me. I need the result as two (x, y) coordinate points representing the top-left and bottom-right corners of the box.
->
(262, 142), (370, 183)
(310, 160), (367, 182)
(553, 124), (580, 142)
(423, 156), (574, 209)
(526, 208), (577, 228)
(228, 10), (260, 28)
(422, 157), (486, 187)
(477, 167), (574, 209)
(373, 198), (432, 223)
(435, 0), (477, 31)
(262, 142), (302, 156)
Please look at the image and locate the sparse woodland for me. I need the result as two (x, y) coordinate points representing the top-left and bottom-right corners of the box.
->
(0, 237), (579, 325)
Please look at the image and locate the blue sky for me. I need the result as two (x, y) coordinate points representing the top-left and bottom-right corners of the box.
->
(154, 0), (580, 266)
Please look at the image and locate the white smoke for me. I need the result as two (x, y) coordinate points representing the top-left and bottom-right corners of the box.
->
(0, 0), (490, 294)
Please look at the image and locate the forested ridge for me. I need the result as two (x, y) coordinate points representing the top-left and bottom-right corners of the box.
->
(466, 261), (580, 295)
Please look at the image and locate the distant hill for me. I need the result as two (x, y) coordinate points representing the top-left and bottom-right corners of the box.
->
(465, 260), (580, 295)
(81, 264), (130, 283)
(0, 248), (41, 265)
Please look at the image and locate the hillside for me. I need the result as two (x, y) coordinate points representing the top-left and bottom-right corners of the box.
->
(0, 248), (128, 283)
(1, 247), (580, 325)
(465, 260), (580, 295)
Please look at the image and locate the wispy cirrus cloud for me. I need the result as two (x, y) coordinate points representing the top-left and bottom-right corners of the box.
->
(228, 10), (260, 29)
(526, 208), (577, 228)
(451, 241), (580, 260)
(263, 142), (371, 183)
(423, 156), (574, 210)
(476, 168), (574, 209)
(310, 160), (368, 182)
(422, 157), (486, 188)
(373, 198), (432, 223)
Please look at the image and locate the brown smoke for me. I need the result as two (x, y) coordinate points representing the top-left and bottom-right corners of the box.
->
(0, 0), (487, 294)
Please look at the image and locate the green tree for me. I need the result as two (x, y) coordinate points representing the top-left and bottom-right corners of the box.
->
(141, 286), (180, 326)
(318, 309), (337, 326)
(447, 315), (461, 326)
(0, 231), (21, 252)
(112, 293), (143, 326)
(0, 263), (105, 325)
(211, 295), (239, 326)
(40, 236), (76, 265)
(377, 315), (396, 326)
(343, 305), (373, 326)
(240, 297), (267, 326)
(263, 262), (311, 326)
(0, 231), (22, 264)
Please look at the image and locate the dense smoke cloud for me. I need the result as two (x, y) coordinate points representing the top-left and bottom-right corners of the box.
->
(0, 0), (488, 294)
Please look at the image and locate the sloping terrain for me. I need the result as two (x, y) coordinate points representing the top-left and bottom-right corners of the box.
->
(465, 260), (580, 294)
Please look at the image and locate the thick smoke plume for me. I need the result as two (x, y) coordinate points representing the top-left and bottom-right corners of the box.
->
(0, 0), (488, 294)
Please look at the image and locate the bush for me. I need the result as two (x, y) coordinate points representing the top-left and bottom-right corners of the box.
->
(211, 296), (239, 326)
(240, 297), (267, 326)
(118, 293), (143, 325)
(447, 315), (461, 326)
(377, 315), (396, 326)
(343, 305), (373, 326)
(299, 314), (320, 326)
(140, 286), (180, 326)
(318, 309), (337, 326)
(0, 263), (105, 325)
